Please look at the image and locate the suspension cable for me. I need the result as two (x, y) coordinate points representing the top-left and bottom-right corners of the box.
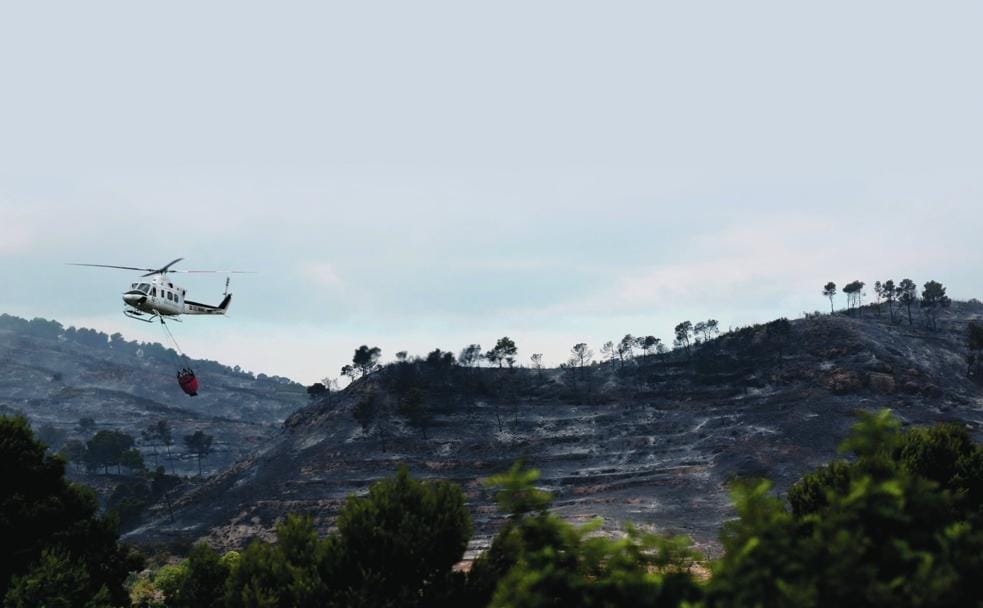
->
(159, 317), (191, 365)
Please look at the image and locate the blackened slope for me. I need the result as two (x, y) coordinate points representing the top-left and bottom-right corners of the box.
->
(130, 302), (983, 554)
(0, 314), (306, 474)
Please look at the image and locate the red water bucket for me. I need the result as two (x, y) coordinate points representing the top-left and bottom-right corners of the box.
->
(178, 371), (199, 396)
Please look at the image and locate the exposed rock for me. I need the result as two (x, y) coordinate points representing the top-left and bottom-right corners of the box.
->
(823, 370), (863, 394)
(867, 372), (896, 394)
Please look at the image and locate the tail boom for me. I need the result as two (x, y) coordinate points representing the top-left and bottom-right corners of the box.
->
(184, 294), (231, 315)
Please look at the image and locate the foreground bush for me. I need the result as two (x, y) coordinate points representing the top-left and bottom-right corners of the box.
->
(0, 415), (142, 606)
(473, 463), (703, 608)
(706, 410), (983, 608)
(223, 465), (472, 607)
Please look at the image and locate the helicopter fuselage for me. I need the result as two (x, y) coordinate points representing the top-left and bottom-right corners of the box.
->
(122, 275), (231, 319)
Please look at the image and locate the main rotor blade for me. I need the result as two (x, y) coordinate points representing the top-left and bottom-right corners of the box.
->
(68, 263), (156, 272)
(142, 257), (184, 277)
(173, 270), (256, 274)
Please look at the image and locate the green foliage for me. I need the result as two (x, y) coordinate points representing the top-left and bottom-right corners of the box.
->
(0, 415), (142, 605)
(107, 478), (152, 530)
(707, 409), (983, 607)
(787, 460), (852, 516)
(488, 523), (701, 608)
(85, 429), (137, 474)
(225, 514), (334, 608)
(152, 563), (189, 603)
(128, 574), (165, 608)
(3, 548), (113, 608)
(225, 467), (471, 607)
(895, 423), (983, 522)
(474, 462), (702, 608)
(165, 543), (231, 608)
(332, 465), (472, 607)
(485, 461), (552, 517)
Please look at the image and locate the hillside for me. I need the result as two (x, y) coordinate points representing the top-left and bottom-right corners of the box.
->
(0, 314), (306, 475)
(131, 303), (983, 555)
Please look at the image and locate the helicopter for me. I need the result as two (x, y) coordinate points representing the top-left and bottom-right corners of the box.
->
(68, 257), (248, 323)
(68, 258), (253, 396)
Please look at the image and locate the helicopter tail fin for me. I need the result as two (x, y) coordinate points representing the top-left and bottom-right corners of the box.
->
(218, 293), (232, 313)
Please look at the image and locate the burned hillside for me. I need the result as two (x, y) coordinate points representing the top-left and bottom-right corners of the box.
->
(129, 302), (983, 555)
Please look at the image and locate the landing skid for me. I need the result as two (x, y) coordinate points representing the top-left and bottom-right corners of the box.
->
(123, 308), (181, 323)
(124, 308), (155, 323)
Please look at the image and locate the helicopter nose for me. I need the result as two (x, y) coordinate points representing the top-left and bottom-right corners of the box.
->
(123, 292), (142, 306)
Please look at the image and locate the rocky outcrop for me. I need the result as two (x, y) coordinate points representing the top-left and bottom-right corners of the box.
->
(867, 372), (896, 394)
(823, 370), (863, 394)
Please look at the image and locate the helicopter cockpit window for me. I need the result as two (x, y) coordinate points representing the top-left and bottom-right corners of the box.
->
(151, 287), (157, 297)
(136, 283), (150, 294)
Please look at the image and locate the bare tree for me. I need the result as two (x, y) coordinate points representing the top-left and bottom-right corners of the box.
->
(920, 280), (951, 331)
(968, 322), (983, 377)
(842, 280), (865, 316)
(693, 321), (707, 344)
(897, 278), (917, 326)
(694, 320), (719, 343)
(600, 340), (617, 363)
(636, 336), (660, 357)
(616, 334), (635, 367)
(459, 344), (483, 368)
(823, 282), (837, 314)
(183, 430), (214, 477)
(353, 345), (382, 377)
(568, 343), (594, 370)
(485, 337), (518, 368)
(881, 280), (897, 323)
(673, 321), (693, 354)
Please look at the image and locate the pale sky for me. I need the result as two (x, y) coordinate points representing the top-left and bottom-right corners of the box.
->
(2, 2), (982, 384)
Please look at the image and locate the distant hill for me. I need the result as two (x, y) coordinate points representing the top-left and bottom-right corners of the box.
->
(129, 302), (983, 556)
(0, 314), (306, 475)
